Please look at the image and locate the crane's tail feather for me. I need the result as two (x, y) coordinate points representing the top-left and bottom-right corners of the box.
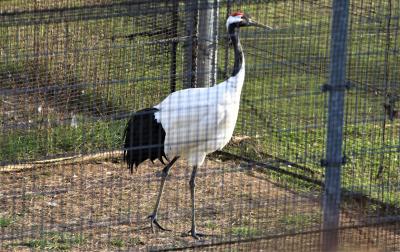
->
(123, 108), (167, 173)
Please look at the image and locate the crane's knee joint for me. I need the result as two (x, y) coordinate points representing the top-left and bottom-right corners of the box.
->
(161, 165), (172, 178)
(161, 169), (169, 178)
(189, 165), (198, 188)
(189, 178), (196, 188)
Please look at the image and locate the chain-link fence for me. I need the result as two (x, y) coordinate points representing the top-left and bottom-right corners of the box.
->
(1, 0), (399, 251)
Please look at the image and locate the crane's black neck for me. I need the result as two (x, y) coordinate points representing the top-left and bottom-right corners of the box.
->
(228, 24), (244, 77)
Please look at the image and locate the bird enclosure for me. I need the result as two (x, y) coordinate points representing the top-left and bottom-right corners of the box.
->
(1, 0), (400, 251)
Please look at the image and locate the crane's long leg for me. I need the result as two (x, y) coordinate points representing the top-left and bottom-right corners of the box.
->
(148, 156), (179, 232)
(189, 165), (206, 239)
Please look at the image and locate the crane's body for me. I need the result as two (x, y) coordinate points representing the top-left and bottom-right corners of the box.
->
(154, 66), (244, 166)
(123, 12), (270, 239)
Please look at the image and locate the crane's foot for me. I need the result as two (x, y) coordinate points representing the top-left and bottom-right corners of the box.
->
(187, 229), (207, 240)
(148, 214), (170, 233)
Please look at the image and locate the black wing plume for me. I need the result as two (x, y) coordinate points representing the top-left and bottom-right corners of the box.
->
(123, 108), (167, 172)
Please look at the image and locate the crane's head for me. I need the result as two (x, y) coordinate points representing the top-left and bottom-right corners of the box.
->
(226, 12), (272, 31)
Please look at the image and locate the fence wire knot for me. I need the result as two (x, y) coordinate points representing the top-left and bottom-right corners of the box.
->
(320, 155), (347, 167)
(321, 81), (352, 92)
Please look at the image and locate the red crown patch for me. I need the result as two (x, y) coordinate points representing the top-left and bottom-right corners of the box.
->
(231, 11), (244, 17)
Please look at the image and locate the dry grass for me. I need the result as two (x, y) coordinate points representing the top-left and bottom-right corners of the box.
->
(0, 157), (399, 251)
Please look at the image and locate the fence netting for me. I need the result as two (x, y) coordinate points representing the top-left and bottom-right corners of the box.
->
(1, 0), (399, 251)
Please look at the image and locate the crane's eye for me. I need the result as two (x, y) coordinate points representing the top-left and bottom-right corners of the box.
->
(239, 16), (250, 26)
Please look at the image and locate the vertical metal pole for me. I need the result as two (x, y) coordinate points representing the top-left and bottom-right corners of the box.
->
(322, 0), (349, 251)
(183, 0), (198, 89)
(197, 0), (218, 87)
(210, 0), (219, 86)
(170, 0), (179, 93)
(223, 0), (231, 79)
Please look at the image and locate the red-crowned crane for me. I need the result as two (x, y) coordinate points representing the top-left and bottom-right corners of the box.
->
(123, 12), (271, 239)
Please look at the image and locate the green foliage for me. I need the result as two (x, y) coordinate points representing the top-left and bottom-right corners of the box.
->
(278, 213), (320, 231)
(205, 220), (217, 229)
(110, 238), (125, 248)
(20, 232), (85, 251)
(0, 217), (12, 228)
(231, 226), (260, 237)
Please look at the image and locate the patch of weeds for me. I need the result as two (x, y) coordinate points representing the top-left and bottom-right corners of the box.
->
(110, 238), (125, 248)
(231, 226), (260, 237)
(21, 232), (85, 250)
(25, 239), (55, 250)
(205, 220), (217, 229)
(0, 217), (12, 228)
(278, 213), (320, 231)
(127, 237), (145, 246)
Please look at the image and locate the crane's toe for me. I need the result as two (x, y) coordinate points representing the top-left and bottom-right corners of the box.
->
(148, 214), (170, 233)
(187, 229), (207, 240)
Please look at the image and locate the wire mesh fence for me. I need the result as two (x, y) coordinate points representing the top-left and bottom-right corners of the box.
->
(1, 0), (399, 251)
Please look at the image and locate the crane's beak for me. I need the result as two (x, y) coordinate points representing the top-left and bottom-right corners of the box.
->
(248, 19), (273, 30)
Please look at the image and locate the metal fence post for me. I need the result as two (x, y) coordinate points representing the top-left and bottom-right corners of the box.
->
(169, 0), (179, 93)
(183, 0), (198, 89)
(322, 0), (350, 251)
(211, 0), (219, 86)
(197, 0), (218, 87)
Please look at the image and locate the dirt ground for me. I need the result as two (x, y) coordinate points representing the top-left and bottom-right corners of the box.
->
(0, 156), (399, 251)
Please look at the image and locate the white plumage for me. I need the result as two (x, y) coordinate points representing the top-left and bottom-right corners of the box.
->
(154, 66), (245, 166)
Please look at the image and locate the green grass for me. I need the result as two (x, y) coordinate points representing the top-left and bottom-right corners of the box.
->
(231, 226), (261, 237)
(18, 232), (85, 250)
(1, 119), (125, 163)
(205, 220), (218, 230)
(278, 213), (321, 231)
(110, 238), (125, 248)
(0, 217), (12, 228)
